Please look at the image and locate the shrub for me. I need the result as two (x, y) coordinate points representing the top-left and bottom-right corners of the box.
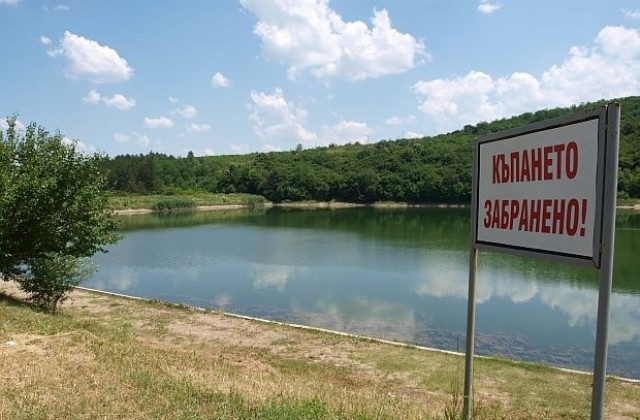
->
(151, 197), (196, 212)
(0, 118), (120, 311)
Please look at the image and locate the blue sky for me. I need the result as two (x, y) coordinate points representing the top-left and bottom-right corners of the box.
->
(1, 0), (640, 157)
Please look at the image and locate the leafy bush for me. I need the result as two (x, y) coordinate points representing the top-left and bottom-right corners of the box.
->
(151, 198), (196, 212)
(246, 195), (267, 208)
(1, 118), (120, 311)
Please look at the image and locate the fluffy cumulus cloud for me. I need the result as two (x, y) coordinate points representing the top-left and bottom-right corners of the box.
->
(624, 9), (640, 20)
(82, 89), (102, 104)
(47, 31), (133, 83)
(321, 120), (372, 145)
(40, 35), (52, 45)
(248, 88), (318, 145)
(173, 104), (198, 119)
(186, 123), (211, 134)
(404, 131), (423, 139)
(144, 116), (174, 128)
(478, 0), (501, 14)
(82, 89), (136, 110)
(113, 132), (130, 143)
(211, 72), (231, 88)
(412, 25), (640, 133)
(248, 88), (374, 147)
(240, 0), (425, 81)
(102, 94), (136, 110)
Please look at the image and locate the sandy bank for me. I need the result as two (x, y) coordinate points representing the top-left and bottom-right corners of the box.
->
(112, 200), (640, 216)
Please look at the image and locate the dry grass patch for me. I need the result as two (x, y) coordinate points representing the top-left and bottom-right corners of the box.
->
(1, 283), (639, 419)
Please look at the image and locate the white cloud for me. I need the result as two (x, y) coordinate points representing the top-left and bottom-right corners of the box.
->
(202, 148), (215, 156)
(114, 131), (151, 147)
(82, 90), (135, 110)
(0, 0), (21, 6)
(211, 71), (231, 88)
(83, 89), (102, 104)
(47, 31), (133, 83)
(62, 136), (96, 154)
(385, 114), (417, 125)
(478, 1), (502, 14)
(248, 88), (318, 145)
(168, 96), (179, 104)
(132, 132), (150, 146)
(54, 4), (69, 11)
(321, 120), (372, 145)
(174, 104), (198, 119)
(593, 25), (640, 60)
(144, 116), (174, 128)
(404, 131), (423, 139)
(186, 123), (211, 134)
(0, 118), (25, 132)
(624, 9), (640, 20)
(40, 36), (52, 46)
(412, 25), (640, 133)
(240, 0), (425, 81)
(102, 93), (136, 110)
(113, 132), (130, 143)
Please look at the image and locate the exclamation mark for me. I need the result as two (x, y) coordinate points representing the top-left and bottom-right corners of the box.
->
(579, 198), (587, 236)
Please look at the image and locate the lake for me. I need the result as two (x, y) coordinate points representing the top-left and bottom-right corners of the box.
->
(86, 207), (640, 379)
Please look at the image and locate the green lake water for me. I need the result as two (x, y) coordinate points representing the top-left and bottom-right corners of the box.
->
(87, 207), (640, 378)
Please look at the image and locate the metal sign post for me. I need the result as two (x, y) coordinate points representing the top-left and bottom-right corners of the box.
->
(463, 138), (480, 420)
(462, 247), (477, 420)
(590, 103), (620, 420)
(464, 103), (620, 420)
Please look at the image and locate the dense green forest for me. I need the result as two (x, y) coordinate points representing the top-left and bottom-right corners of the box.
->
(102, 97), (640, 203)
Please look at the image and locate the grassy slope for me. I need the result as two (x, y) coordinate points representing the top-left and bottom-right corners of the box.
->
(1, 285), (639, 419)
(108, 192), (267, 211)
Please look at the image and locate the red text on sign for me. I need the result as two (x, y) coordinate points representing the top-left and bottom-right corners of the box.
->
(492, 141), (578, 184)
(483, 198), (587, 237)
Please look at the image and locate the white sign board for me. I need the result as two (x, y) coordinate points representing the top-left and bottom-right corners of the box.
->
(474, 113), (604, 267)
(466, 104), (620, 420)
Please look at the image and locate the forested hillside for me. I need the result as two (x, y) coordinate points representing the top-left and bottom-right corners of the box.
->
(103, 97), (640, 203)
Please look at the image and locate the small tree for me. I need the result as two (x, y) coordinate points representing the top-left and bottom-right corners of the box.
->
(0, 117), (120, 310)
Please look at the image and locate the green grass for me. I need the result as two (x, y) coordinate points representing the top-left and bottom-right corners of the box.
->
(151, 197), (197, 212)
(108, 192), (268, 210)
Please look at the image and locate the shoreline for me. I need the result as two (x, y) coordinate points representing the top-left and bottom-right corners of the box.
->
(78, 285), (640, 384)
(111, 200), (640, 216)
(111, 201), (472, 215)
(2, 281), (639, 419)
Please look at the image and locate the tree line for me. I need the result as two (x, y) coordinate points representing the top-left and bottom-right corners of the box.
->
(102, 97), (640, 202)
